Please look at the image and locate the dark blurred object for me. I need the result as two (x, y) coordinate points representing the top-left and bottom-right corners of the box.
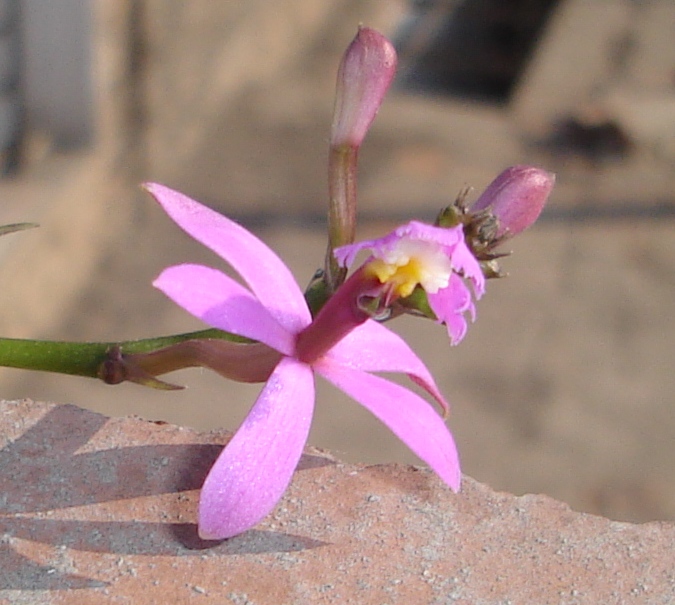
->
(545, 115), (633, 162)
(395, 0), (561, 103)
(0, 1), (97, 177)
(22, 0), (94, 150)
(0, 0), (23, 176)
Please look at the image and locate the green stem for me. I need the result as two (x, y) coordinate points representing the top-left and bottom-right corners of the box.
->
(0, 328), (248, 380)
(325, 144), (358, 293)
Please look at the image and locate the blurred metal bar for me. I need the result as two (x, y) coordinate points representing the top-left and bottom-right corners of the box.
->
(21, 0), (93, 149)
(0, 0), (22, 174)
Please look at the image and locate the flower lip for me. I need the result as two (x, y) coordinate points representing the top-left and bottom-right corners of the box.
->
(334, 220), (464, 269)
(366, 239), (454, 297)
(334, 220), (485, 346)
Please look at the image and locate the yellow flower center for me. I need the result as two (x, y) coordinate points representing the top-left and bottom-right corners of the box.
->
(364, 240), (452, 298)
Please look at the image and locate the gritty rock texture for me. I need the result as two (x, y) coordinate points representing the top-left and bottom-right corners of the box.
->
(0, 399), (673, 604)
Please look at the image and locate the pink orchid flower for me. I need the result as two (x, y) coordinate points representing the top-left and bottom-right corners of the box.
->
(335, 221), (486, 345)
(145, 183), (462, 540)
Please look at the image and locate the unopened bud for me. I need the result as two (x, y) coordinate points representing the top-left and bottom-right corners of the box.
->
(330, 27), (397, 148)
(471, 166), (555, 238)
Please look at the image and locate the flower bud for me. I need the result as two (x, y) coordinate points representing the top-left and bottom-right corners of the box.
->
(330, 27), (397, 148)
(471, 166), (555, 238)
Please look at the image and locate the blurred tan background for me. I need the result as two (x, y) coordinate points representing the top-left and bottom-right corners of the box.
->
(0, 0), (674, 524)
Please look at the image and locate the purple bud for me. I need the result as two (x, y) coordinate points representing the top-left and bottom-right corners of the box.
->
(330, 27), (397, 148)
(471, 166), (555, 238)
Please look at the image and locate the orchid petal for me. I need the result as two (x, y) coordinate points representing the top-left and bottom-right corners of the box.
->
(198, 357), (315, 539)
(442, 312), (467, 345)
(451, 241), (485, 297)
(144, 183), (311, 333)
(154, 263), (296, 355)
(428, 274), (474, 346)
(315, 360), (461, 491)
(324, 320), (450, 415)
(334, 221), (464, 268)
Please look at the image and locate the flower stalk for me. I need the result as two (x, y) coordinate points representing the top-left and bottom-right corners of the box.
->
(0, 328), (251, 387)
(325, 144), (359, 292)
(325, 26), (397, 294)
(296, 266), (379, 364)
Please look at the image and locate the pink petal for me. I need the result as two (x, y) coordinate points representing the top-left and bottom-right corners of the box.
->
(154, 263), (296, 355)
(428, 274), (474, 346)
(323, 320), (450, 416)
(144, 183), (311, 333)
(334, 221), (463, 268)
(315, 359), (461, 491)
(199, 357), (315, 539)
(442, 311), (468, 345)
(450, 241), (485, 297)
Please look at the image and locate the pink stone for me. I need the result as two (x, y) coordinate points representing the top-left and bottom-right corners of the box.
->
(0, 398), (673, 603)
